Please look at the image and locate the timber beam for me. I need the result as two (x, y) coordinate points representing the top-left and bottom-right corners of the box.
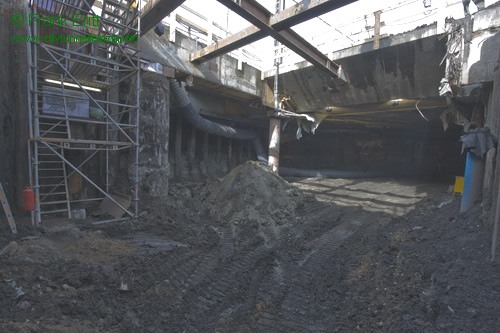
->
(141, 0), (186, 34)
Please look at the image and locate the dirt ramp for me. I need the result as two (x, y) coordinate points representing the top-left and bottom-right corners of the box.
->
(205, 161), (306, 242)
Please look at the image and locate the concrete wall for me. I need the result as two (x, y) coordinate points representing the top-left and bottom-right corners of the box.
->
(0, 0), (30, 214)
(267, 34), (447, 112)
(460, 4), (500, 85)
(482, 50), (500, 213)
(168, 114), (255, 181)
(280, 127), (465, 179)
(140, 27), (262, 103)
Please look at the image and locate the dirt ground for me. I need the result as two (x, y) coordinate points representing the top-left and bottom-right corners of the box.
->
(1, 161), (499, 332)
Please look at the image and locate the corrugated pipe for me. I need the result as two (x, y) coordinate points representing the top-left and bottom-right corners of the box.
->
(169, 80), (267, 163)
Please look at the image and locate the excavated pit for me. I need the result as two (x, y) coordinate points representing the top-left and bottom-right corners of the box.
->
(1, 162), (499, 332)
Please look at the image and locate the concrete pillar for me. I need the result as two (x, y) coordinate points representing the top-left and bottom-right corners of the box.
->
(136, 72), (170, 199)
(228, 139), (233, 169)
(373, 10), (382, 50)
(175, 116), (182, 177)
(189, 127), (197, 177)
(203, 132), (209, 163)
(268, 117), (281, 173)
(216, 136), (222, 164)
(238, 141), (244, 164)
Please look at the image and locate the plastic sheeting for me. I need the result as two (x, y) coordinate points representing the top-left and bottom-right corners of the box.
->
(460, 128), (498, 157)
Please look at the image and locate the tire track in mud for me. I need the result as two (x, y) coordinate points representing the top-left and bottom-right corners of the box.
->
(254, 210), (376, 332)
(164, 226), (277, 331)
(162, 250), (221, 309)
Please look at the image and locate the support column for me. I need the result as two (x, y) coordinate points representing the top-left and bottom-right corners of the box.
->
(189, 127), (196, 164)
(216, 136), (222, 164)
(373, 10), (382, 50)
(135, 72), (169, 200)
(238, 141), (244, 164)
(268, 0), (283, 173)
(228, 139), (233, 169)
(203, 132), (209, 163)
(268, 118), (281, 173)
(175, 116), (182, 177)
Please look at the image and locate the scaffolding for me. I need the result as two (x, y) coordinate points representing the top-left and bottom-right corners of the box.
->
(26, 0), (141, 226)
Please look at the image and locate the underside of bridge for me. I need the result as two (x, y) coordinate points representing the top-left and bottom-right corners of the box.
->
(1, 0), (500, 331)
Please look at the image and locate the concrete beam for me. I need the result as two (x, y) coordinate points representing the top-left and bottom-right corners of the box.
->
(141, 0), (186, 34)
(205, 0), (342, 78)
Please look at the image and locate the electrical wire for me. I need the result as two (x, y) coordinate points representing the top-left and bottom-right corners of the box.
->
(415, 99), (430, 121)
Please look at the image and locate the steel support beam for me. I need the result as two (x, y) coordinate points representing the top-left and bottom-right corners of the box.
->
(270, 0), (357, 30)
(218, 0), (342, 77)
(190, 25), (266, 63)
(141, 0), (186, 34)
(192, 0), (356, 78)
(273, 28), (340, 76)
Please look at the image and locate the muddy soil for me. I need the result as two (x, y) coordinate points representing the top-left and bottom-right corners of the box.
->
(1, 162), (498, 332)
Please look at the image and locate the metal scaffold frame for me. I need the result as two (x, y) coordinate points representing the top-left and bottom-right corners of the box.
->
(26, 0), (141, 226)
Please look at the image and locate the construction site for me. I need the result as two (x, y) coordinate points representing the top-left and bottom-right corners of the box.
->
(0, 0), (499, 331)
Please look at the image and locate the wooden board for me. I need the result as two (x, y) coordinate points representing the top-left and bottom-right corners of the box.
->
(0, 183), (17, 234)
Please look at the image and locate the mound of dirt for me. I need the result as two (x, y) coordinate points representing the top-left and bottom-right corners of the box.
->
(204, 161), (307, 242)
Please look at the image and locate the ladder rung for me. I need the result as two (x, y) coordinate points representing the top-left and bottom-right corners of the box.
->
(105, 0), (130, 11)
(40, 200), (68, 205)
(102, 10), (127, 20)
(99, 19), (128, 31)
(40, 192), (67, 196)
(40, 132), (69, 135)
(39, 124), (67, 127)
(39, 122), (67, 125)
(38, 116), (70, 121)
(39, 184), (65, 188)
(39, 176), (65, 179)
(41, 209), (69, 215)
(38, 161), (64, 164)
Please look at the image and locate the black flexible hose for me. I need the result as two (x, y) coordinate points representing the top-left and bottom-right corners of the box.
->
(170, 80), (268, 163)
